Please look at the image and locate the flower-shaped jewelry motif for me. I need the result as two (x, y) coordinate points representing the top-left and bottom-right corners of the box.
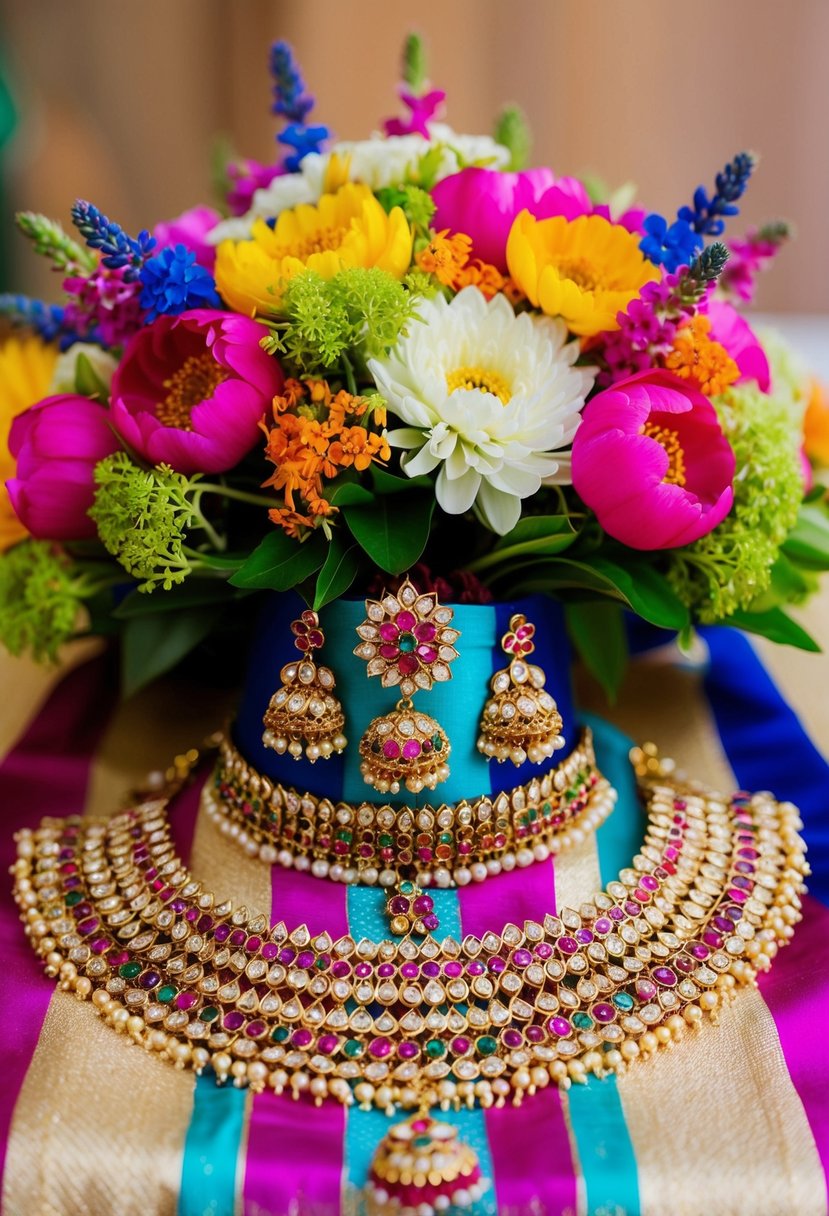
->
(502, 615), (535, 657)
(354, 577), (460, 698)
(291, 609), (325, 653)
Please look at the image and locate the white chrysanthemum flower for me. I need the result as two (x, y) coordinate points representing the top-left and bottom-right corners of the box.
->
(368, 286), (594, 535)
(209, 129), (509, 243)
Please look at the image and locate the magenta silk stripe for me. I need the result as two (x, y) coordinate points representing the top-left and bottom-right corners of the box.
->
(168, 771), (208, 866)
(271, 867), (350, 938)
(240, 864), (349, 1215)
(458, 859), (579, 1215)
(0, 656), (116, 1191)
(758, 892), (829, 1206)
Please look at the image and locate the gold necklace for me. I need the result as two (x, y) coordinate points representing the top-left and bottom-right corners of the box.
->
(13, 742), (806, 1114)
(207, 729), (612, 886)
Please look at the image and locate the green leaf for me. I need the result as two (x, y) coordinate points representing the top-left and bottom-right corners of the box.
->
(781, 502), (829, 570)
(74, 352), (110, 401)
(121, 606), (223, 697)
(313, 535), (361, 610)
(113, 580), (248, 619)
(749, 552), (816, 612)
(369, 466), (433, 496)
(514, 557), (689, 631)
(490, 515), (576, 558)
(229, 530), (326, 590)
(586, 559), (690, 630)
(344, 493), (434, 574)
(565, 601), (628, 702)
(327, 479), (375, 507)
(724, 606), (822, 652)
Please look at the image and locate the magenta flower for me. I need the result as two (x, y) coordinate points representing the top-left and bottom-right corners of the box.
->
(572, 369), (735, 550)
(384, 88), (446, 138)
(110, 309), (284, 474)
(153, 205), (222, 271)
(707, 300), (770, 391)
(6, 395), (120, 540)
(63, 265), (144, 347)
(226, 159), (284, 217)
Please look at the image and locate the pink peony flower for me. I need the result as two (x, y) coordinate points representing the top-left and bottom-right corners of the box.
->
(6, 395), (120, 540)
(571, 369), (735, 550)
(153, 205), (222, 271)
(110, 309), (284, 474)
(707, 300), (771, 391)
(432, 167), (557, 270)
(432, 167), (646, 272)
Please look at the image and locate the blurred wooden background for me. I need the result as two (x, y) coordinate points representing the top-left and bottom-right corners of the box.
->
(1, 0), (828, 313)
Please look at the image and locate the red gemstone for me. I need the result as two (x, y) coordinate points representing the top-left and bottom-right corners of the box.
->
(396, 610), (416, 631)
(414, 621), (436, 642)
(398, 654), (419, 675)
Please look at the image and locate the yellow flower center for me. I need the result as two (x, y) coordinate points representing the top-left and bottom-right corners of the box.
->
(642, 422), (687, 487)
(552, 255), (608, 292)
(158, 354), (229, 430)
(272, 224), (349, 262)
(446, 366), (512, 404)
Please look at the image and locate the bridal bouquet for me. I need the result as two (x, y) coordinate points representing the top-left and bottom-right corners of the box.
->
(2, 36), (828, 695)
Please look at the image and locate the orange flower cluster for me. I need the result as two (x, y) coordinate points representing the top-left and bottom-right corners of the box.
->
(804, 379), (829, 468)
(664, 314), (740, 397)
(261, 378), (390, 537)
(416, 229), (524, 303)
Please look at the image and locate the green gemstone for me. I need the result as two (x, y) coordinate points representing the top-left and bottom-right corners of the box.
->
(343, 1039), (364, 1058)
(64, 890), (83, 906)
(528, 808), (538, 823)
(432, 734), (443, 752)
(413, 1135), (432, 1149)
(541, 802), (552, 819)
(379, 833), (394, 847)
(252, 799), (261, 812)
(612, 991), (635, 1011)
(336, 829), (353, 843)
(199, 1006), (219, 1022)
(573, 1012), (594, 1029)
(158, 985), (177, 1004)
(476, 1035), (498, 1056)
(272, 1026), (290, 1043)
(315, 956), (329, 970)
(398, 632), (417, 654)
(426, 1039), (446, 1059)
(399, 881), (415, 895)
(439, 832), (453, 845)
(565, 788), (577, 803)
(119, 961), (141, 979)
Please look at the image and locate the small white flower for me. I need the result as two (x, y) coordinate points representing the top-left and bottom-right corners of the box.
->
(209, 129), (509, 244)
(50, 343), (118, 394)
(369, 286), (594, 535)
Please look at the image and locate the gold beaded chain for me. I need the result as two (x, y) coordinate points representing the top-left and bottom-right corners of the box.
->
(206, 730), (613, 887)
(12, 742), (807, 1113)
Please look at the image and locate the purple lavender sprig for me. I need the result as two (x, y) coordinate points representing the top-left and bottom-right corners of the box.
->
(269, 41), (329, 171)
(70, 200), (156, 283)
(678, 152), (757, 237)
(0, 293), (81, 348)
(270, 41), (315, 124)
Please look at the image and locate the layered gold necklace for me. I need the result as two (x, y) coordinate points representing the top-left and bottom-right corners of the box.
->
(13, 744), (806, 1115)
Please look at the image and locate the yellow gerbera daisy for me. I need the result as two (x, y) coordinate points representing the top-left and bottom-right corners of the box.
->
(214, 182), (413, 316)
(506, 211), (659, 337)
(0, 335), (58, 552)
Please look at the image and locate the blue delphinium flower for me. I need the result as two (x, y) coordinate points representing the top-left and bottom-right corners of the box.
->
(678, 152), (756, 236)
(277, 122), (330, 172)
(139, 245), (220, 322)
(71, 200), (156, 282)
(639, 214), (703, 273)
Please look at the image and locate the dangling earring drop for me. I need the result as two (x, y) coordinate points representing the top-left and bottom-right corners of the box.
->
(353, 577), (460, 795)
(477, 613), (564, 766)
(261, 609), (347, 762)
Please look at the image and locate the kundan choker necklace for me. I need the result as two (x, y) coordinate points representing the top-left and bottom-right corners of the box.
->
(205, 729), (612, 888)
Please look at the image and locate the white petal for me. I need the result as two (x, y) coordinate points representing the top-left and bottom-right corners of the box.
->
(476, 480), (523, 535)
(436, 464), (480, 515)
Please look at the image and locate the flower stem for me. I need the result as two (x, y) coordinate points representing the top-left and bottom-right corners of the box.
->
(197, 483), (276, 509)
(341, 352), (358, 396)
